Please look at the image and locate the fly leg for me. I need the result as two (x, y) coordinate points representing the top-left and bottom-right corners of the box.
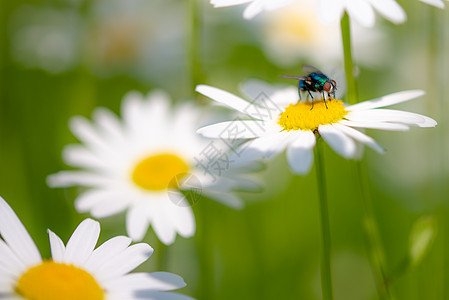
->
(308, 90), (314, 110)
(297, 82), (302, 102)
(322, 92), (328, 109)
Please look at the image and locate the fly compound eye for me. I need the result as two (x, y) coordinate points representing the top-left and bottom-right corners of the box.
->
(323, 82), (332, 92)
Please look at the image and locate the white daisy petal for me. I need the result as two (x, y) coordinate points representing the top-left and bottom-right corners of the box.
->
(75, 189), (123, 213)
(47, 171), (115, 188)
(243, 0), (264, 19)
(202, 190), (244, 209)
(196, 85), (265, 119)
(90, 196), (130, 219)
(265, 0), (296, 10)
(0, 271), (15, 293)
(210, 0), (407, 27)
(333, 123), (385, 153)
(126, 204), (152, 242)
(339, 120), (410, 131)
(95, 243), (154, 282)
(165, 198), (196, 238)
(122, 91), (145, 133)
(0, 197), (41, 268)
(85, 236), (132, 275)
(231, 131), (291, 166)
(63, 145), (109, 170)
(63, 218), (100, 266)
(367, 0), (407, 24)
(0, 239), (27, 277)
(228, 176), (263, 192)
(317, 0), (345, 24)
(0, 295), (17, 300)
(197, 120), (273, 139)
(240, 79), (278, 100)
(126, 291), (195, 300)
(345, 0), (376, 27)
(92, 108), (127, 144)
(318, 124), (357, 159)
(48, 229), (65, 263)
(69, 116), (112, 153)
(347, 90), (426, 111)
(286, 130), (316, 175)
(420, 0), (445, 8)
(240, 79), (298, 109)
(347, 109), (437, 127)
(105, 272), (186, 292)
(135, 91), (172, 142)
(211, 0), (253, 8)
(152, 208), (177, 246)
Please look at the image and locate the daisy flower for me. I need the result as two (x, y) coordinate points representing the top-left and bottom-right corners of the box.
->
(10, 6), (83, 74)
(419, 0), (447, 8)
(47, 90), (258, 245)
(195, 80), (437, 175)
(0, 196), (192, 300)
(262, 0), (387, 68)
(210, 0), (406, 27)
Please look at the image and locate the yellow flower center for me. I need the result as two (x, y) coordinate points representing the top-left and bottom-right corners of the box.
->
(15, 261), (104, 300)
(132, 153), (189, 191)
(278, 99), (347, 131)
(271, 8), (316, 43)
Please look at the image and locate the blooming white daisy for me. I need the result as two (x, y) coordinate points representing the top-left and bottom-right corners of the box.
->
(195, 80), (437, 175)
(262, 0), (387, 68)
(48, 90), (258, 245)
(0, 196), (192, 300)
(419, 0), (447, 8)
(210, 0), (406, 27)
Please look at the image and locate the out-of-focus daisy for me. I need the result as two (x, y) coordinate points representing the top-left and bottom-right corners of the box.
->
(210, 0), (406, 27)
(86, 0), (186, 89)
(0, 196), (192, 300)
(316, 0), (406, 27)
(10, 6), (83, 74)
(262, 0), (387, 67)
(196, 80), (437, 175)
(210, 0), (296, 19)
(48, 90), (258, 244)
(419, 0), (447, 8)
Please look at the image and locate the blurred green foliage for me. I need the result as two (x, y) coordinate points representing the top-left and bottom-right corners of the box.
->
(0, 0), (448, 299)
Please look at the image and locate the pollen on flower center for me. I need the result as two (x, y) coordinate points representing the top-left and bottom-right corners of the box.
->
(278, 99), (347, 131)
(132, 153), (189, 191)
(15, 261), (104, 300)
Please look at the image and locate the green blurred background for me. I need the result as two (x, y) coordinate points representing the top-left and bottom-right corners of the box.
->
(0, 0), (448, 299)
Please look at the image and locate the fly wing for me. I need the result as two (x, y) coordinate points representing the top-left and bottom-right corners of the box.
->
(279, 75), (307, 80)
(302, 64), (323, 75)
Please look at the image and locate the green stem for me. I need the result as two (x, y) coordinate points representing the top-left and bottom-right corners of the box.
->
(187, 0), (212, 299)
(314, 139), (333, 300)
(156, 240), (168, 271)
(188, 0), (202, 94)
(195, 198), (215, 300)
(340, 13), (358, 105)
(341, 13), (393, 300)
(353, 162), (395, 300)
(428, 6), (449, 299)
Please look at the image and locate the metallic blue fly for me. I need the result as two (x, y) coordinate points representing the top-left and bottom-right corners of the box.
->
(280, 65), (337, 110)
